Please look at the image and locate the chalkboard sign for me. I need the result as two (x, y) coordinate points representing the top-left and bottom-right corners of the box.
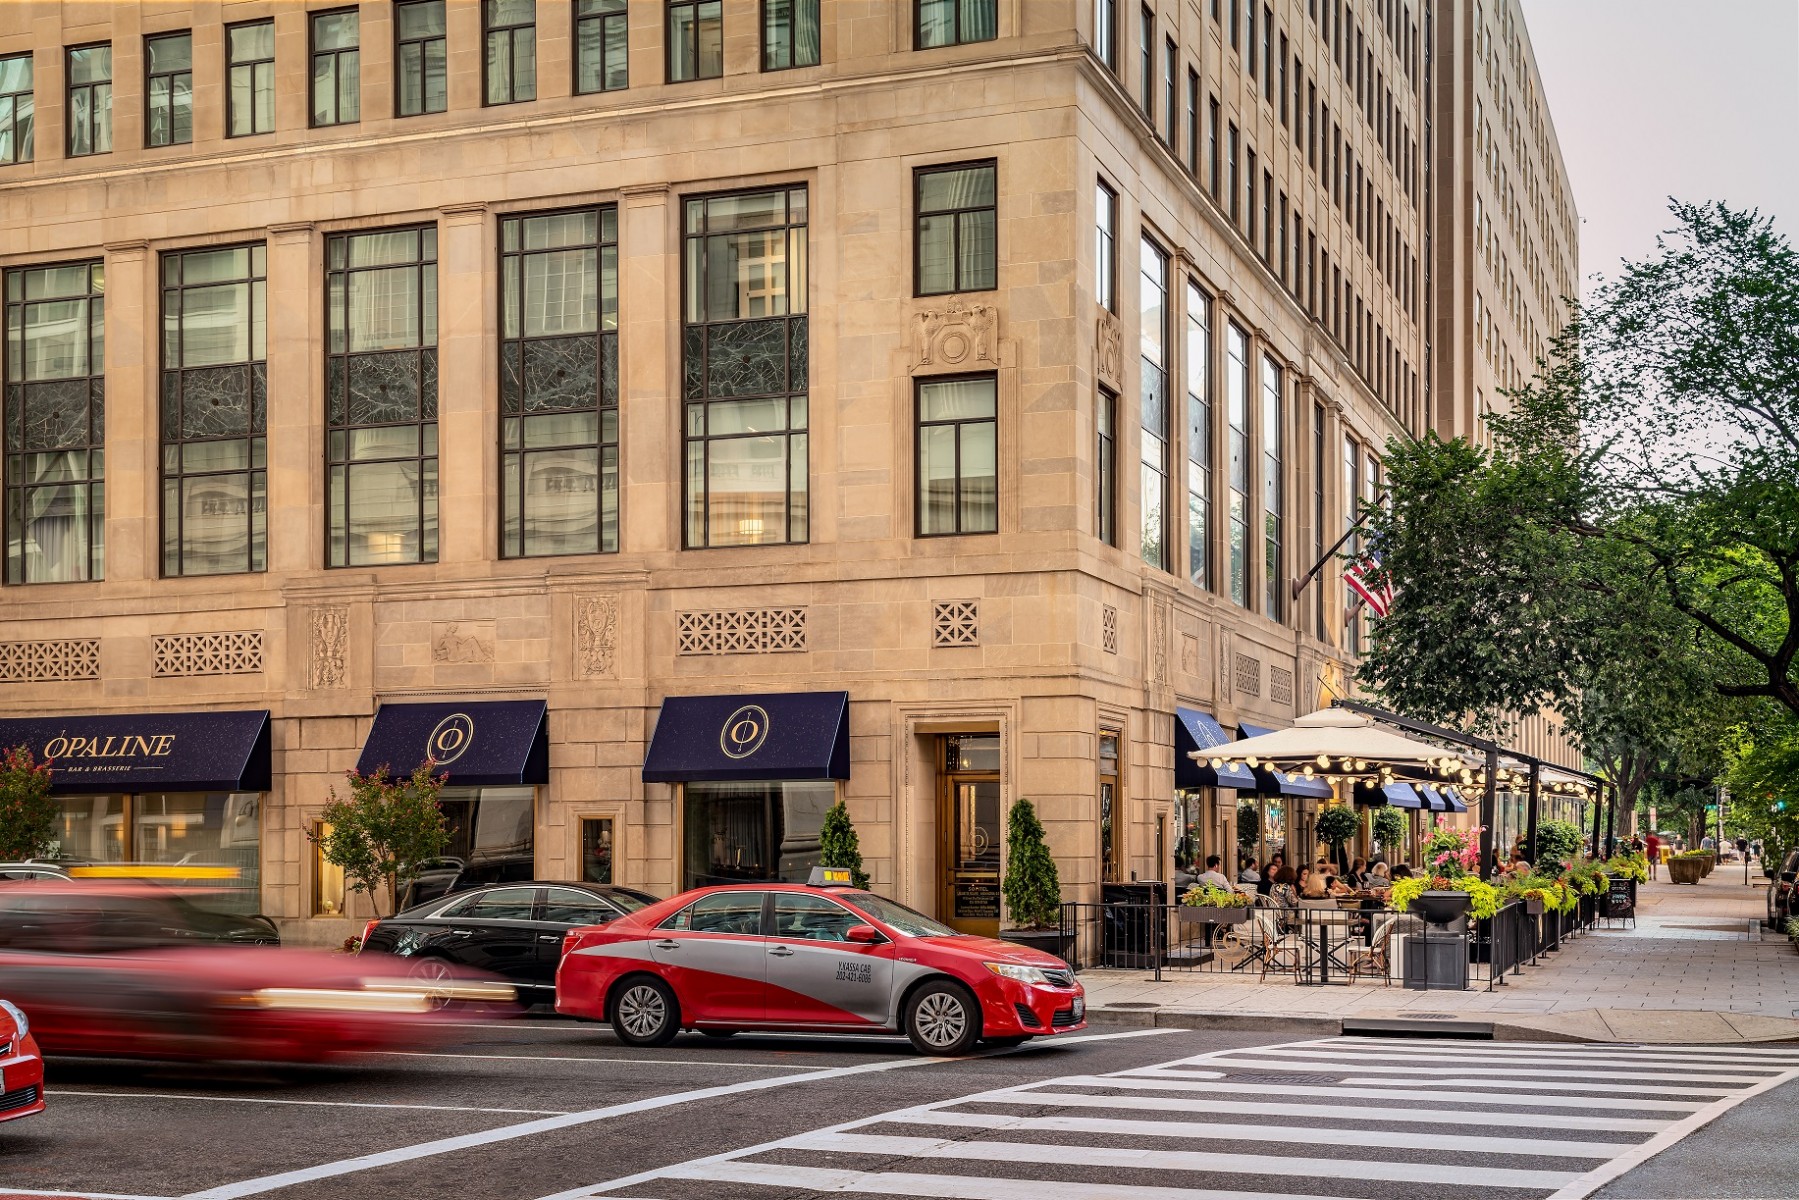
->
(1605, 876), (1634, 919)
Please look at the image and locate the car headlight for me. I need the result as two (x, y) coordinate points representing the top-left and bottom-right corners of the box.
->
(985, 962), (1051, 985)
(0, 999), (28, 1040)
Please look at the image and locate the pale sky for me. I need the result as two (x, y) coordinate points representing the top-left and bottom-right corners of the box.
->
(1519, 0), (1799, 300)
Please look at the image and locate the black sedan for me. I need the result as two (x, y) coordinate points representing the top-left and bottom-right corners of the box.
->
(358, 882), (657, 999)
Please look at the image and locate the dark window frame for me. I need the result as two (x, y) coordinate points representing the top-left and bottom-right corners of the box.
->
(144, 30), (193, 147)
(1185, 278), (1212, 591)
(0, 52), (31, 166)
(1095, 177), (1118, 313)
(224, 19), (275, 138)
(1095, 0), (1117, 70)
(395, 0), (449, 117)
(64, 42), (111, 158)
(667, 0), (724, 82)
(762, 0), (821, 71)
(1097, 386), (1117, 547)
(309, 7), (361, 129)
(914, 372), (999, 538)
(916, 0), (998, 49)
(913, 159), (998, 298)
(574, 0), (629, 94)
(1138, 231), (1169, 573)
(482, 0), (537, 106)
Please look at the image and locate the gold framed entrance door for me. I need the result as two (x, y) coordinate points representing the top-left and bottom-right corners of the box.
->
(938, 736), (1001, 938)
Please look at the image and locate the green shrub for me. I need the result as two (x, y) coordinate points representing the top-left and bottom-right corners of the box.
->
(1372, 807), (1409, 855)
(0, 745), (56, 862)
(1002, 798), (1062, 930)
(818, 800), (870, 889)
(1534, 819), (1584, 866)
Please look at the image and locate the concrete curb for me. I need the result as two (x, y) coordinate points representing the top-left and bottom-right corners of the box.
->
(1086, 1005), (1799, 1044)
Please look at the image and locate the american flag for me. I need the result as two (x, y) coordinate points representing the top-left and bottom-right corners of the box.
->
(1344, 550), (1396, 617)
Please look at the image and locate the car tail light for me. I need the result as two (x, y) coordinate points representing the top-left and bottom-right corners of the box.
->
(358, 920), (380, 952)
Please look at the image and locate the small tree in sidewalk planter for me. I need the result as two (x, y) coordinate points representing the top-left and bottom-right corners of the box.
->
(0, 745), (56, 861)
(309, 762), (450, 917)
(1534, 819), (1584, 868)
(1372, 807), (1410, 860)
(818, 800), (870, 889)
(1315, 804), (1361, 873)
(1002, 798), (1062, 931)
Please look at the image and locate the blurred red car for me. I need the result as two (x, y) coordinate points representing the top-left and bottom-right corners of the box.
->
(0, 881), (514, 1063)
(556, 872), (1085, 1055)
(0, 998), (45, 1123)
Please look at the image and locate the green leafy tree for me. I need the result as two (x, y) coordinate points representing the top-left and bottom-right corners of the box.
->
(309, 762), (449, 916)
(1236, 802), (1260, 852)
(0, 745), (56, 861)
(818, 800), (869, 889)
(1314, 805), (1360, 871)
(1534, 820), (1584, 868)
(1001, 798), (1062, 930)
(1372, 807), (1409, 857)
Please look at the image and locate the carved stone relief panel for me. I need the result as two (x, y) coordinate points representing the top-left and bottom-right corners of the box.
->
(575, 594), (620, 677)
(912, 302), (998, 373)
(432, 621), (496, 665)
(1096, 310), (1123, 390)
(308, 607), (348, 690)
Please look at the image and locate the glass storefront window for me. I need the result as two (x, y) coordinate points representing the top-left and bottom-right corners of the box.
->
(1173, 787), (1211, 874)
(51, 794), (125, 861)
(437, 785), (535, 879)
(1261, 796), (1286, 871)
(314, 820), (346, 915)
(581, 816), (613, 883)
(683, 779), (834, 888)
(45, 791), (261, 912)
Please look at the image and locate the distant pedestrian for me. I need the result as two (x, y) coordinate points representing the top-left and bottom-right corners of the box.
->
(1645, 832), (1661, 879)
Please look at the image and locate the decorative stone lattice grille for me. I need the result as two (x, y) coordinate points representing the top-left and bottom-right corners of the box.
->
(1102, 605), (1118, 654)
(932, 601), (979, 647)
(1270, 666), (1294, 706)
(152, 631), (264, 678)
(0, 639), (100, 683)
(677, 608), (806, 656)
(1234, 652), (1262, 697)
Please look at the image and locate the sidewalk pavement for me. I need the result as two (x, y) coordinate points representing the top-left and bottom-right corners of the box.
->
(1079, 861), (1799, 1043)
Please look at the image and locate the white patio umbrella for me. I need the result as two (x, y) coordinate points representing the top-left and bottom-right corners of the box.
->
(1187, 707), (1467, 787)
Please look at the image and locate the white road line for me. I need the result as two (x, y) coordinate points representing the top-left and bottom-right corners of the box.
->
(783, 1130), (1582, 1189)
(367, 1051), (829, 1070)
(1323, 1038), (1799, 1060)
(1545, 1063), (1799, 1199)
(0, 1191), (178, 1200)
(1334, 1075), (1736, 1098)
(999, 1089), (1674, 1131)
(185, 1028), (1179, 1200)
(1056, 1075), (1708, 1110)
(658, 1161), (1359, 1200)
(47, 1089), (571, 1116)
(874, 1108), (1631, 1157)
(1179, 1056), (1778, 1083)
(1310, 1041), (1799, 1065)
(1242, 1045), (1799, 1073)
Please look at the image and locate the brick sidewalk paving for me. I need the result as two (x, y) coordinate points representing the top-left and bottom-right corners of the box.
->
(1079, 864), (1799, 1041)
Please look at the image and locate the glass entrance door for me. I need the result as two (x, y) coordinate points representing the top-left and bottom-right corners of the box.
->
(938, 735), (1001, 937)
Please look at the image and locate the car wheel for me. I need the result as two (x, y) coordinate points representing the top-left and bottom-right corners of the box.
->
(983, 1035), (1031, 1049)
(407, 955), (456, 1010)
(903, 980), (981, 1056)
(611, 977), (680, 1047)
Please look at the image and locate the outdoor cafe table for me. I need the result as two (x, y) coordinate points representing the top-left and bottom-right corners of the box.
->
(1299, 895), (1391, 985)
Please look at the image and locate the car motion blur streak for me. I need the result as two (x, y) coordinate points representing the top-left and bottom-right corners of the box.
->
(556, 873), (1085, 1055)
(0, 999), (45, 1123)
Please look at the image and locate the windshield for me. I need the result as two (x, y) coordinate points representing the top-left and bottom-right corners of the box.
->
(607, 889), (655, 913)
(844, 892), (959, 938)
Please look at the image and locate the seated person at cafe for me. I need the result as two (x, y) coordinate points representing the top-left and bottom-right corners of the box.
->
(1368, 861), (1393, 887)
(1194, 855), (1233, 890)
(1267, 866), (1300, 909)
(1326, 871), (1354, 897)
(1348, 856), (1369, 886)
(1301, 871), (1332, 900)
(1238, 856), (1262, 885)
(1392, 863), (1414, 879)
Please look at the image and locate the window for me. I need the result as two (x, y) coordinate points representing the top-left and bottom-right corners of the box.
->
(0, 54), (31, 165)
(1138, 9), (1153, 118)
(160, 245), (268, 577)
(1095, 180), (1117, 311)
(918, 0), (997, 48)
(579, 817), (615, 883)
(1206, 96), (1219, 198)
(145, 32), (192, 146)
(1162, 38), (1177, 145)
(3, 261), (105, 584)
(1226, 323), (1250, 607)
(66, 45), (111, 156)
(1344, 433), (1361, 649)
(1097, 387), (1117, 546)
(313, 821), (346, 916)
(310, 10), (360, 127)
(916, 375), (997, 536)
(1227, 122), (1239, 222)
(1185, 280), (1211, 590)
(325, 226), (439, 567)
(1246, 2), (1256, 75)
(682, 188), (809, 548)
(683, 780), (833, 888)
(772, 892), (860, 941)
(1312, 400), (1326, 639)
(668, 1), (723, 81)
(1099, 732), (1122, 883)
(1095, 0), (1117, 70)
(1261, 355), (1282, 621)
(575, 0), (630, 92)
(484, 0), (536, 104)
(662, 889), (768, 929)
(226, 21), (274, 137)
(396, 0), (448, 116)
(500, 207), (620, 558)
(541, 887), (621, 924)
(764, 0), (820, 70)
(915, 161), (996, 296)
(1138, 234), (1168, 571)
(1185, 68), (1199, 174)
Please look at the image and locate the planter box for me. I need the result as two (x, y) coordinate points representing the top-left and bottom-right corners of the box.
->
(1415, 890), (1473, 927)
(1177, 906), (1252, 925)
(1667, 857), (1704, 885)
(1525, 897), (1546, 916)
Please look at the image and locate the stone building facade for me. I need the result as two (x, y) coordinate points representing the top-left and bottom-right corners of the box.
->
(0, 0), (1579, 940)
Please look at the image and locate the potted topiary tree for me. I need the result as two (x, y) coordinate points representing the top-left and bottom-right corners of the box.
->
(1373, 806), (1409, 864)
(1315, 804), (1361, 875)
(818, 800), (870, 888)
(1000, 798), (1065, 959)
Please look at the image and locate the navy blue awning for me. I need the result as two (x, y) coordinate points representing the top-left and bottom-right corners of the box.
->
(1417, 784), (1451, 813)
(357, 700), (548, 787)
(644, 691), (849, 783)
(1271, 772), (1334, 798)
(0, 710), (271, 794)
(1238, 722), (1277, 739)
(1443, 790), (1469, 813)
(1381, 782), (1423, 809)
(1175, 708), (1258, 790)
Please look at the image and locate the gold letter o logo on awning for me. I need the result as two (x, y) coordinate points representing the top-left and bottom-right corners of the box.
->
(720, 705), (771, 760)
(427, 713), (476, 766)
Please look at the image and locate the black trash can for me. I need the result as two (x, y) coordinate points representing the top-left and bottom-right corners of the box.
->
(1402, 929), (1469, 990)
(1100, 881), (1165, 969)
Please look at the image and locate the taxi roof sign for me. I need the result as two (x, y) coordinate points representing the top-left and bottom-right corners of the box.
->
(808, 866), (855, 888)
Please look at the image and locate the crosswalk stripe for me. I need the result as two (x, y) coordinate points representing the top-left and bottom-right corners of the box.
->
(1167, 1056), (1777, 1083)
(1303, 1040), (1799, 1064)
(784, 1131), (1583, 1189)
(877, 1108), (1631, 1157)
(1056, 1075), (1709, 1110)
(1334, 1075), (1737, 1097)
(660, 1161), (1368, 1200)
(1239, 1046), (1796, 1074)
(987, 1088), (1674, 1131)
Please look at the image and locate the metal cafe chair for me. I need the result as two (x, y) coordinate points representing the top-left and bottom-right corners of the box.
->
(1252, 906), (1305, 983)
(1345, 914), (1399, 984)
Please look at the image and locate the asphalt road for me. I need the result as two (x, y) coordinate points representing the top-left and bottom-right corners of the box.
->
(2, 1019), (1796, 1200)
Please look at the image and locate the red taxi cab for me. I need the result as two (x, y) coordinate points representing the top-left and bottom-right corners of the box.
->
(556, 869), (1085, 1055)
(0, 998), (45, 1124)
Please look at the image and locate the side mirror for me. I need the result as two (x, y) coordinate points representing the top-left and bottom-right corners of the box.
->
(845, 924), (884, 945)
